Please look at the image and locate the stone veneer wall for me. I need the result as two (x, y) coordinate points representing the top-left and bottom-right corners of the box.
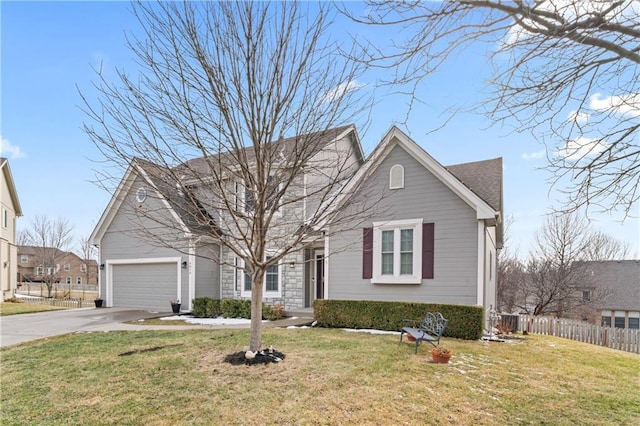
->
(219, 245), (305, 311)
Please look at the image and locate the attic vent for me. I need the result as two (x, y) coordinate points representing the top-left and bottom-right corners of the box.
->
(389, 164), (404, 189)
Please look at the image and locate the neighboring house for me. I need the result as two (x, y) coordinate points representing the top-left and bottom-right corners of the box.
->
(90, 125), (503, 313)
(575, 260), (640, 329)
(1, 158), (23, 301)
(17, 246), (98, 289)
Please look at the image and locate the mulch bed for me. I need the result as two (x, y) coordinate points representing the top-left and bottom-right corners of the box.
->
(223, 349), (286, 366)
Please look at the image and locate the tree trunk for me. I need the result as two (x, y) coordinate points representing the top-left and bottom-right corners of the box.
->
(250, 269), (265, 352)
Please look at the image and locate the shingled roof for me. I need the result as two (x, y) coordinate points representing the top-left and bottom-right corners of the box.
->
(178, 124), (357, 177)
(574, 260), (640, 312)
(446, 158), (502, 212)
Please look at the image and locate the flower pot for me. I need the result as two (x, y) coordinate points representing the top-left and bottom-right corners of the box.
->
(171, 303), (181, 314)
(94, 299), (103, 308)
(406, 334), (416, 342)
(431, 349), (451, 364)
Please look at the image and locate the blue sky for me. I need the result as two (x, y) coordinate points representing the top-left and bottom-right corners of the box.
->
(1, 1), (638, 258)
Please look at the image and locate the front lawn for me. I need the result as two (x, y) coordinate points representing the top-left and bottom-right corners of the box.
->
(0, 301), (67, 316)
(1, 329), (638, 425)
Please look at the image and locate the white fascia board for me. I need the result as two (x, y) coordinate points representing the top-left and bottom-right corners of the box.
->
(89, 163), (138, 246)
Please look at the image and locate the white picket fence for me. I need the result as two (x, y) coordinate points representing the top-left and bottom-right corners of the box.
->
(16, 296), (94, 309)
(516, 315), (640, 354)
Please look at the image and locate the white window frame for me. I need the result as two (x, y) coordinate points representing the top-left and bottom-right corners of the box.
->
(238, 254), (282, 298)
(20, 255), (28, 264)
(1, 207), (7, 229)
(76, 277), (82, 285)
(66, 277), (72, 285)
(241, 177), (282, 216)
(372, 218), (423, 284)
(389, 164), (405, 189)
(64, 263), (70, 271)
(36, 266), (44, 276)
(80, 263), (87, 272)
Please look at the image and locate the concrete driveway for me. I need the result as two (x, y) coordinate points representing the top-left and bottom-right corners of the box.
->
(0, 307), (174, 347)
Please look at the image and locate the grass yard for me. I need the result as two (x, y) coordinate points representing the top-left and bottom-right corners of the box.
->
(1, 329), (638, 425)
(0, 302), (67, 316)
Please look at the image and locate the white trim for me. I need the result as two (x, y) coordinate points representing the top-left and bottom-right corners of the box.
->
(371, 218), (422, 284)
(329, 126), (498, 222)
(324, 235), (330, 299)
(477, 222), (484, 307)
(90, 160), (190, 246)
(104, 257), (182, 307)
(389, 164), (404, 189)
(188, 243), (196, 311)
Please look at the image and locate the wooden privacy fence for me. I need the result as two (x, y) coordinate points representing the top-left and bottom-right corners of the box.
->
(514, 314), (640, 354)
(16, 296), (94, 309)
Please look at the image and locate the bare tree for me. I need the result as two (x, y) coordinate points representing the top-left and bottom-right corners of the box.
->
(21, 215), (74, 297)
(81, 2), (372, 352)
(520, 211), (627, 317)
(78, 236), (98, 300)
(347, 0), (640, 217)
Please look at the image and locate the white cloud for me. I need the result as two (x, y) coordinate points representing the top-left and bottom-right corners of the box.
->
(321, 80), (365, 104)
(556, 136), (607, 160)
(0, 138), (26, 159)
(522, 149), (545, 160)
(589, 92), (640, 118)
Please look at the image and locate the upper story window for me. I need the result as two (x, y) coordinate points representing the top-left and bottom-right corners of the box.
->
(20, 255), (28, 264)
(1, 207), (7, 228)
(64, 263), (70, 271)
(389, 164), (404, 189)
(80, 263), (87, 272)
(36, 266), (44, 276)
(242, 176), (281, 214)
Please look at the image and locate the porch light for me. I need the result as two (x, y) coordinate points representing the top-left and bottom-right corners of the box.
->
(99, 264), (105, 270)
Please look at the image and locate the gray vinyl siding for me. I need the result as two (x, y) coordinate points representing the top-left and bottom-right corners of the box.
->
(328, 142), (479, 305)
(98, 175), (190, 303)
(195, 244), (220, 299)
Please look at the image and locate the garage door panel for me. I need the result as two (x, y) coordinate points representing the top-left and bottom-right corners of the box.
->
(112, 263), (176, 310)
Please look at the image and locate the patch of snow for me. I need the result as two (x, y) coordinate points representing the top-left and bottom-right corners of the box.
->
(159, 315), (256, 325)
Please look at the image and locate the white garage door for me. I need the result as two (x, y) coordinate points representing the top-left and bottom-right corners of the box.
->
(111, 262), (177, 310)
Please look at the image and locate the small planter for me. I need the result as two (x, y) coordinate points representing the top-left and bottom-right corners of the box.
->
(431, 348), (452, 364)
(94, 299), (104, 308)
(406, 334), (416, 342)
(171, 303), (181, 314)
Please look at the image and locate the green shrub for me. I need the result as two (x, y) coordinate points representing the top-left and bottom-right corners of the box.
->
(191, 297), (209, 318)
(221, 299), (251, 318)
(206, 298), (222, 317)
(313, 300), (483, 340)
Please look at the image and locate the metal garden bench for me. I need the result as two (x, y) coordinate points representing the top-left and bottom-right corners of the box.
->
(400, 311), (448, 354)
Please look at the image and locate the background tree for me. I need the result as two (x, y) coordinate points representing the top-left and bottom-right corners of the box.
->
(21, 215), (74, 297)
(348, 0), (640, 217)
(78, 236), (98, 300)
(82, 2), (372, 352)
(519, 211), (627, 317)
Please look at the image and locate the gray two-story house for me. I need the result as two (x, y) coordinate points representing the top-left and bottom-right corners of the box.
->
(90, 125), (503, 313)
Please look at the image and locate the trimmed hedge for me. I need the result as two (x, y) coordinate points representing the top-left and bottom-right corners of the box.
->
(191, 297), (284, 321)
(313, 299), (484, 340)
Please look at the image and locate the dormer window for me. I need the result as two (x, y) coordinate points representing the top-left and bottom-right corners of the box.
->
(389, 164), (404, 189)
